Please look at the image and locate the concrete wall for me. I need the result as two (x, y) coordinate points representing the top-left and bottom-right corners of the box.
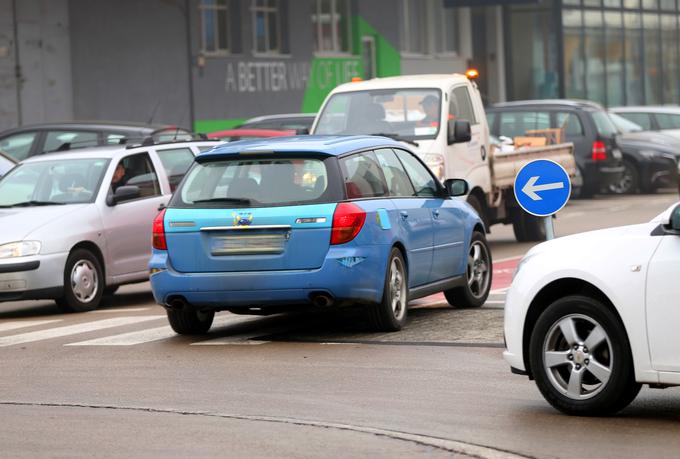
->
(69, 0), (192, 127)
(0, 0), (72, 131)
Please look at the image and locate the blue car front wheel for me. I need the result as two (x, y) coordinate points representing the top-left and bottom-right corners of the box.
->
(368, 248), (408, 332)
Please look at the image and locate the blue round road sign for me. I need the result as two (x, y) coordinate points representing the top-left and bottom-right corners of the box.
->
(514, 159), (571, 217)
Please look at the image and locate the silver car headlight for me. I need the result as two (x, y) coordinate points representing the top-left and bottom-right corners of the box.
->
(0, 241), (42, 259)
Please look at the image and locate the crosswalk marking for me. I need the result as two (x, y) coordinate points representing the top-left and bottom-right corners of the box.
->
(66, 314), (252, 346)
(88, 307), (152, 314)
(0, 319), (62, 333)
(0, 316), (162, 347)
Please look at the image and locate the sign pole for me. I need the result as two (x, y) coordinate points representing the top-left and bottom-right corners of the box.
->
(544, 216), (555, 241)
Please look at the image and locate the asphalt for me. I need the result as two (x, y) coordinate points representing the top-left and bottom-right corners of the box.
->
(1, 191), (679, 458)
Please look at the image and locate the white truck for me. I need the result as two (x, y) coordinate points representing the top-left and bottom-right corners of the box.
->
(310, 73), (576, 242)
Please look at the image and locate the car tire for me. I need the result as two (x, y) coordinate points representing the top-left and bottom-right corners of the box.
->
(444, 231), (492, 308)
(529, 295), (641, 416)
(608, 159), (639, 195)
(55, 249), (104, 313)
(368, 248), (408, 332)
(167, 308), (215, 335)
(466, 194), (489, 232)
(512, 210), (547, 242)
(104, 285), (119, 296)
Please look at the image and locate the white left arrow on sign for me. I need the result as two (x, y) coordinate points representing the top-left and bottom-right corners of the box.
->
(521, 176), (565, 201)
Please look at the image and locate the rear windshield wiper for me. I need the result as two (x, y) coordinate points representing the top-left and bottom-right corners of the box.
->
(192, 197), (252, 205)
(0, 200), (67, 208)
(371, 133), (419, 147)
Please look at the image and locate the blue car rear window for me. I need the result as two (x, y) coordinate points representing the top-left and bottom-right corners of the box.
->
(170, 156), (342, 208)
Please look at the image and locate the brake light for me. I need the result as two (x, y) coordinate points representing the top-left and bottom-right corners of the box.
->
(331, 203), (366, 245)
(592, 141), (607, 161)
(152, 208), (167, 250)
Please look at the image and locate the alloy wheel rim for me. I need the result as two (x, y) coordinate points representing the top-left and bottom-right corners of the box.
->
(389, 257), (407, 321)
(71, 260), (98, 303)
(542, 313), (613, 400)
(610, 163), (634, 194)
(466, 241), (490, 299)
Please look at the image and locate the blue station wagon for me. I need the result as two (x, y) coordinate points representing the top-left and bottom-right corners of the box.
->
(149, 136), (492, 333)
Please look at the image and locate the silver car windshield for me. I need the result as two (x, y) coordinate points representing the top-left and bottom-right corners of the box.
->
(315, 89), (442, 140)
(0, 158), (110, 207)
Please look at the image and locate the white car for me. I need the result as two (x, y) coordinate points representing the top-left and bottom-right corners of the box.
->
(504, 203), (680, 415)
(0, 140), (221, 312)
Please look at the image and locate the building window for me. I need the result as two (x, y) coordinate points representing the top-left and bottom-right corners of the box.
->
(200, 0), (231, 54)
(401, 0), (428, 55)
(252, 0), (282, 54)
(311, 0), (351, 54)
(436, 6), (459, 55)
(401, 0), (460, 56)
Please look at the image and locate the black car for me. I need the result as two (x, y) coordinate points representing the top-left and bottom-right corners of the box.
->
(607, 113), (680, 194)
(0, 121), (192, 161)
(237, 113), (315, 133)
(486, 100), (625, 198)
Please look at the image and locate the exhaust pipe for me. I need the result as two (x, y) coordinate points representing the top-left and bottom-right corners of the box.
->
(168, 297), (188, 310)
(311, 293), (334, 307)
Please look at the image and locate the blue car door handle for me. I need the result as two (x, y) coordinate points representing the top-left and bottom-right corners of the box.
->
(400, 211), (409, 220)
(432, 209), (440, 219)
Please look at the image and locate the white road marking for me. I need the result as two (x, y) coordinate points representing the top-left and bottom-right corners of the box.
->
(484, 300), (505, 305)
(88, 307), (152, 314)
(0, 316), (162, 347)
(0, 319), (62, 333)
(490, 288), (509, 294)
(67, 314), (256, 346)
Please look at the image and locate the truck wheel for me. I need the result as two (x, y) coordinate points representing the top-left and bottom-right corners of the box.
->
(368, 248), (408, 331)
(466, 194), (489, 231)
(55, 249), (104, 313)
(444, 231), (491, 308)
(512, 210), (547, 242)
(167, 308), (215, 335)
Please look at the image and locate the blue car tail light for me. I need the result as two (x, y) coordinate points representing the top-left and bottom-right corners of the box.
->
(330, 202), (366, 245)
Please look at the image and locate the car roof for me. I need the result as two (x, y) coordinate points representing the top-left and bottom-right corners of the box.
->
(20, 140), (223, 163)
(0, 121), (189, 137)
(330, 74), (470, 94)
(610, 105), (680, 114)
(198, 135), (405, 159)
(243, 113), (316, 124)
(488, 99), (604, 110)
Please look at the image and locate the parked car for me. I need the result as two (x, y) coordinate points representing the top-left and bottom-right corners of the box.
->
(0, 139), (222, 311)
(486, 100), (624, 198)
(237, 113), (315, 133)
(207, 128), (295, 141)
(504, 202), (680, 415)
(610, 105), (680, 131)
(149, 136), (492, 334)
(0, 121), (194, 161)
(606, 113), (679, 194)
(0, 151), (16, 177)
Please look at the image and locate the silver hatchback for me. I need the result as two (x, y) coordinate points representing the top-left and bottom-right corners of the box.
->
(0, 140), (221, 311)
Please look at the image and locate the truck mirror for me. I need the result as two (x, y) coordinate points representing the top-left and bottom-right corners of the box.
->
(444, 178), (469, 197)
(447, 120), (471, 145)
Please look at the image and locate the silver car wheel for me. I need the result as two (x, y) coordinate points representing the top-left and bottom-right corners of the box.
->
(389, 257), (407, 321)
(543, 313), (613, 400)
(70, 259), (99, 304)
(467, 241), (490, 299)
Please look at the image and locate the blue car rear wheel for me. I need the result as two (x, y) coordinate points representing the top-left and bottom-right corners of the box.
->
(368, 248), (408, 332)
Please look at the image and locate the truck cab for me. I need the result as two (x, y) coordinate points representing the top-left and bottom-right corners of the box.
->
(312, 74), (491, 201)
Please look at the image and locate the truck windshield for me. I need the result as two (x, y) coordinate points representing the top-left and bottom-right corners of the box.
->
(315, 89), (442, 140)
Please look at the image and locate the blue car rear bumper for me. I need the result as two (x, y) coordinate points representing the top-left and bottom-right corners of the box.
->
(149, 245), (389, 309)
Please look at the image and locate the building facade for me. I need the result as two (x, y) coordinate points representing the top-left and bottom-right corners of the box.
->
(0, 0), (679, 133)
